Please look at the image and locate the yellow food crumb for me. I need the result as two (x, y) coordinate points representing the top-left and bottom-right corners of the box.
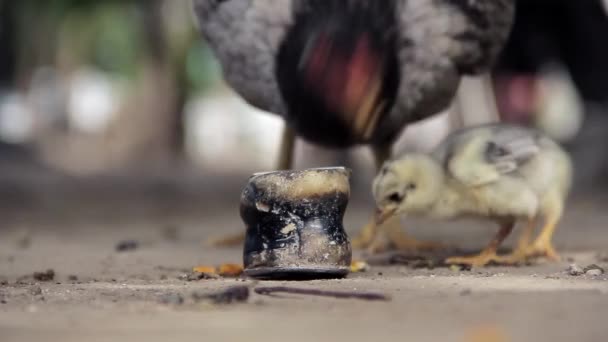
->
(465, 324), (509, 342)
(218, 264), (244, 277)
(350, 260), (370, 273)
(193, 266), (217, 274)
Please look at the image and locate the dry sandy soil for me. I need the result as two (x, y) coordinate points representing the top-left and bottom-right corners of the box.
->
(1, 171), (608, 342)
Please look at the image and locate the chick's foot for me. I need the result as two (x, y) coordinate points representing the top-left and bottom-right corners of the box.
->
(353, 216), (447, 254)
(445, 251), (504, 268)
(525, 240), (560, 261)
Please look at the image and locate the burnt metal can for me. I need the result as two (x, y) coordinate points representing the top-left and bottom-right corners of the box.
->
(241, 167), (352, 280)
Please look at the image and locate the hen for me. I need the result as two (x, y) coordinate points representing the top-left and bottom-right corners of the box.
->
(192, 0), (515, 252)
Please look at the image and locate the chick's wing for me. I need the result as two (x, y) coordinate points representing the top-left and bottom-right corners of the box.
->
(439, 124), (541, 188)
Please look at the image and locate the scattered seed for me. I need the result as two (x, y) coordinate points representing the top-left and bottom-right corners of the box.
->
(450, 265), (463, 272)
(192, 266), (216, 274)
(218, 264), (244, 277)
(115, 240), (139, 252)
(33, 269), (55, 282)
(350, 261), (370, 273)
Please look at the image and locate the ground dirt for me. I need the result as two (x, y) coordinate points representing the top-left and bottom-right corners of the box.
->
(1, 170), (608, 342)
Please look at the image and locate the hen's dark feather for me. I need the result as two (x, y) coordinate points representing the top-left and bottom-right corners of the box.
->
(192, 0), (515, 148)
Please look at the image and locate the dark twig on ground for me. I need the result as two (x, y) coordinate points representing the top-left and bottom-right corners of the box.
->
(254, 286), (391, 301)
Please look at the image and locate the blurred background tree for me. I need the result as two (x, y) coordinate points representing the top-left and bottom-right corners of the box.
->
(0, 0), (229, 176)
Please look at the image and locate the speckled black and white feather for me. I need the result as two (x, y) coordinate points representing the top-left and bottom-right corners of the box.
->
(192, 0), (292, 115)
(377, 0), (514, 142)
(192, 0), (515, 147)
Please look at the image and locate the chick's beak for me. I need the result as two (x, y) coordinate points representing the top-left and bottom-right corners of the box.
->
(374, 207), (397, 225)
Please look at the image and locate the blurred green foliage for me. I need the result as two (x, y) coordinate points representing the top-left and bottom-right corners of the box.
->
(2, 0), (220, 94)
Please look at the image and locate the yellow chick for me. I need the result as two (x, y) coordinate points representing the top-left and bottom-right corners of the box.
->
(372, 123), (573, 267)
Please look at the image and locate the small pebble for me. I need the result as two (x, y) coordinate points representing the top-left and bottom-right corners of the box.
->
(584, 264), (605, 276)
(33, 269), (55, 282)
(115, 240), (139, 252)
(29, 286), (42, 297)
(450, 265), (463, 272)
(567, 264), (584, 276)
(159, 293), (184, 306)
(460, 289), (472, 296)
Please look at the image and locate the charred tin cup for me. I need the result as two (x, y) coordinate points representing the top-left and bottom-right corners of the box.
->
(241, 167), (352, 280)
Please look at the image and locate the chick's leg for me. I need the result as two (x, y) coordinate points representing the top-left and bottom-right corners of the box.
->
(205, 126), (296, 247)
(495, 218), (537, 264)
(525, 194), (563, 261)
(354, 215), (445, 253)
(352, 144), (445, 252)
(526, 216), (561, 261)
(446, 220), (514, 267)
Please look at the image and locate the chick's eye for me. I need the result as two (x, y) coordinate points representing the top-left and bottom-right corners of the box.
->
(387, 192), (403, 203)
(406, 183), (417, 191)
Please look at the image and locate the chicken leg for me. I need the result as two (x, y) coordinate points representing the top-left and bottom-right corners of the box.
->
(205, 126), (296, 247)
(445, 220), (514, 267)
(525, 214), (561, 261)
(494, 209), (561, 264)
(351, 144), (445, 252)
(495, 218), (537, 264)
(523, 194), (563, 261)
